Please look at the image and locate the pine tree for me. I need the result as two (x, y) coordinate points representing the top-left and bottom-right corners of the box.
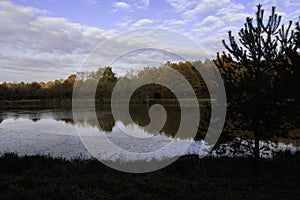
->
(214, 5), (300, 158)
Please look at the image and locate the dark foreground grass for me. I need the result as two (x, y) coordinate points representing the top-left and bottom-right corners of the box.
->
(0, 153), (299, 200)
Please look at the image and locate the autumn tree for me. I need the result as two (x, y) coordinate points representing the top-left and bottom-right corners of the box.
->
(96, 67), (117, 99)
(214, 5), (300, 158)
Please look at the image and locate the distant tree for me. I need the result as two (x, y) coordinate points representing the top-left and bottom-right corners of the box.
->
(63, 75), (77, 86)
(96, 67), (117, 99)
(214, 5), (300, 158)
(101, 67), (117, 83)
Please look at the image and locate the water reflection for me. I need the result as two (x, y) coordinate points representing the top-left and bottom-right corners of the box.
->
(0, 104), (211, 139)
(32, 118), (41, 122)
(94, 103), (211, 138)
(0, 107), (297, 160)
(96, 105), (181, 136)
(59, 118), (75, 124)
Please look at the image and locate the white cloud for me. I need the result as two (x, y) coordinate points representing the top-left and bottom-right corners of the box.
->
(217, 25), (241, 34)
(116, 20), (133, 28)
(288, 9), (300, 22)
(166, 0), (232, 19)
(135, 0), (150, 9)
(200, 15), (221, 26)
(113, 2), (132, 12)
(222, 13), (250, 23)
(166, 0), (251, 27)
(113, 1), (150, 12)
(191, 15), (224, 38)
(216, 3), (246, 16)
(0, 1), (116, 82)
(81, 29), (211, 76)
(164, 19), (188, 27)
(82, 0), (100, 6)
(254, 0), (295, 8)
(132, 19), (154, 27)
(200, 35), (226, 55)
(184, 0), (231, 18)
(253, 0), (299, 22)
(166, 0), (198, 13)
(2, 0), (299, 82)
(143, 0), (150, 8)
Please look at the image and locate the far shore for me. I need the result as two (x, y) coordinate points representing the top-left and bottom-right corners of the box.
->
(0, 98), (213, 109)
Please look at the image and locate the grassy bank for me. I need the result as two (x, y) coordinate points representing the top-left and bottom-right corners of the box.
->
(0, 153), (299, 200)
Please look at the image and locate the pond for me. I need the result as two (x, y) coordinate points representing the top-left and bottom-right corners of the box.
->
(0, 106), (210, 160)
(0, 106), (297, 160)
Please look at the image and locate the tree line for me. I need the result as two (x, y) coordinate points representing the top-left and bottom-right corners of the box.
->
(0, 75), (76, 100)
(0, 61), (214, 101)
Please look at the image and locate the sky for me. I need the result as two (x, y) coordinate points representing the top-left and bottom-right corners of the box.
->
(0, 0), (299, 82)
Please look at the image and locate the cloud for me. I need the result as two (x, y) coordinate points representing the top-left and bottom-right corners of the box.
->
(200, 15), (221, 26)
(143, 0), (150, 8)
(191, 15), (224, 38)
(219, 13), (250, 25)
(82, 0), (100, 6)
(166, 0), (251, 28)
(135, 0), (150, 9)
(116, 20), (133, 28)
(216, 3), (245, 16)
(166, 0), (232, 19)
(0, 1), (114, 53)
(200, 35), (225, 55)
(253, 0), (299, 20)
(164, 19), (189, 28)
(81, 28), (212, 76)
(113, 2), (132, 12)
(132, 19), (154, 27)
(184, 0), (231, 18)
(166, 0), (198, 13)
(2, 0), (299, 82)
(113, 1), (150, 12)
(0, 1), (116, 82)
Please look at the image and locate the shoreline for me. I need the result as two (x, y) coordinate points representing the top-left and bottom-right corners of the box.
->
(0, 98), (212, 109)
(0, 136), (298, 161)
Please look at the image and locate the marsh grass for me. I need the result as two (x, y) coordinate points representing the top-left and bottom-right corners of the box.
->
(0, 152), (299, 199)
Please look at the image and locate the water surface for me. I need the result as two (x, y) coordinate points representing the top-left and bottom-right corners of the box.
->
(0, 107), (207, 160)
(0, 107), (297, 160)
